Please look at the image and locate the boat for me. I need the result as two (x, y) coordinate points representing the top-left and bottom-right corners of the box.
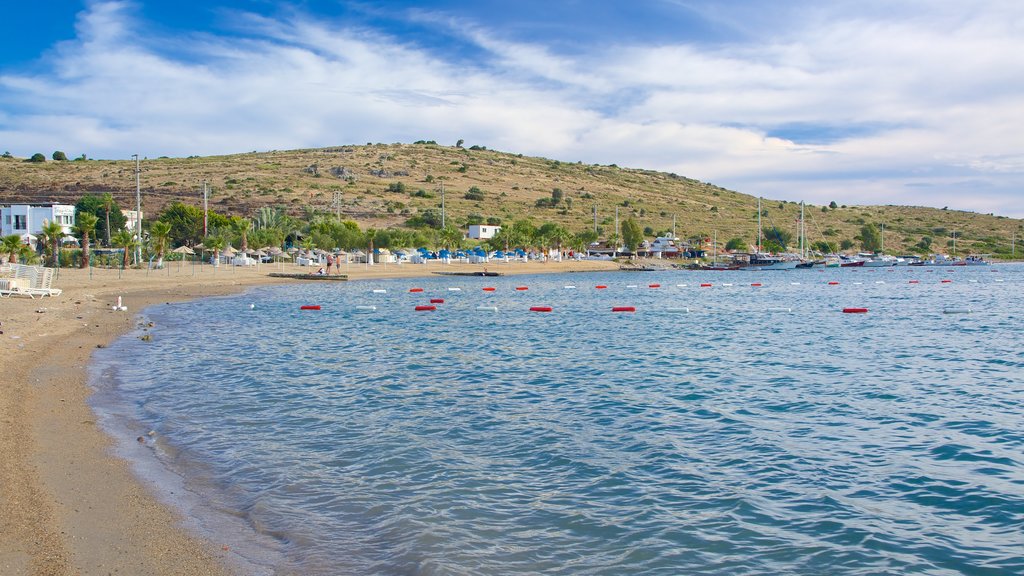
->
(965, 255), (990, 266)
(860, 253), (899, 267)
(730, 252), (800, 271)
(733, 197), (798, 270)
(913, 254), (966, 266)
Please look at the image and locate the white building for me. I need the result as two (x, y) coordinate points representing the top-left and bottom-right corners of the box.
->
(122, 209), (143, 236)
(468, 224), (500, 240)
(0, 203), (77, 248)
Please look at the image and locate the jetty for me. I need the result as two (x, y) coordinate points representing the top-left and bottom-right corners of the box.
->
(432, 271), (502, 277)
(268, 273), (348, 281)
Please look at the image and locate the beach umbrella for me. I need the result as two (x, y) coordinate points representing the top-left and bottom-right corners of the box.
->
(222, 245), (237, 257)
(172, 246), (195, 255)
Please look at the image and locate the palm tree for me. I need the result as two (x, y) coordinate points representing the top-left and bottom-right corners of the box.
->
(440, 225), (463, 250)
(205, 235), (225, 267)
(2, 234), (22, 264)
(149, 220), (172, 269)
(112, 229), (136, 268)
(232, 217), (252, 253)
(102, 192), (114, 247)
(364, 229), (377, 265)
(40, 220), (65, 267)
(75, 212), (99, 269)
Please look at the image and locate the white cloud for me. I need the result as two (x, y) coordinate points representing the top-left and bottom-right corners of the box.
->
(0, 1), (1021, 217)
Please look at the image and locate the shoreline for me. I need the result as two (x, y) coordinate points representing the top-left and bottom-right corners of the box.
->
(0, 259), (617, 575)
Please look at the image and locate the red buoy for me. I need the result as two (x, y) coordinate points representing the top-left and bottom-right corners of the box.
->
(941, 279), (952, 283)
(595, 285), (608, 289)
(828, 281), (840, 285)
(414, 305), (436, 311)
(648, 284), (661, 288)
(700, 283), (712, 287)
(611, 306), (636, 312)
(482, 287), (496, 292)
(430, 298), (445, 304)
(909, 280), (919, 284)
(409, 288), (424, 293)
(751, 283), (762, 287)
(515, 286), (529, 291)
(299, 305), (321, 310)
(529, 306), (553, 312)
(842, 307), (868, 313)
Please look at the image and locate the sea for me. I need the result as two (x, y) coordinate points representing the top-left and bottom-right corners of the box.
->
(89, 264), (1024, 575)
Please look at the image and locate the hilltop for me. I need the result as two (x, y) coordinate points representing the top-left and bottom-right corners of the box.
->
(1, 144), (1020, 256)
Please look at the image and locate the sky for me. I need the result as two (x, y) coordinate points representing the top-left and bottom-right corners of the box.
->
(1, 1), (1022, 217)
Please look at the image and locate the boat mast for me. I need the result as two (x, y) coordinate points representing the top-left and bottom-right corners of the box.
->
(800, 201), (805, 259)
(757, 197), (762, 253)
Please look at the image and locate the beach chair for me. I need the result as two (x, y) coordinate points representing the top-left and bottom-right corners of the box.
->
(9, 264), (62, 297)
(0, 277), (35, 298)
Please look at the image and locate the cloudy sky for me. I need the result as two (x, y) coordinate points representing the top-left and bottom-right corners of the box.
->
(1, 1), (1022, 216)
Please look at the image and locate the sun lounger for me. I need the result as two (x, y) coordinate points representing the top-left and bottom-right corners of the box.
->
(0, 277), (35, 298)
(7, 264), (62, 297)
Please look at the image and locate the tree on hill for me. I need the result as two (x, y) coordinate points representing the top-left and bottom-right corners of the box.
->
(621, 217), (644, 253)
(550, 188), (563, 205)
(763, 226), (792, 250)
(860, 223), (883, 252)
(464, 186), (485, 201)
(725, 237), (746, 251)
(52, 151), (68, 161)
(27, 153), (46, 163)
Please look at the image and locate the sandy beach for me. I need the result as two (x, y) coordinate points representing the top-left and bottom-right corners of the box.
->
(0, 258), (618, 575)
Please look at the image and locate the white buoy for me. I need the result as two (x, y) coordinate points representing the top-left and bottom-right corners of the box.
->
(942, 308), (972, 314)
(722, 283), (733, 287)
(372, 289), (387, 294)
(676, 284), (687, 287)
(767, 307), (792, 313)
(476, 306), (499, 312)
(666, 307), (690, 313)
(626, 285), (638, 289)
(875, 281), (885, 284)
(790, 282), (801, 285)
(355, 305), (377, 312)
(564, 285), (577, 289)
(448, 287), (462, 292)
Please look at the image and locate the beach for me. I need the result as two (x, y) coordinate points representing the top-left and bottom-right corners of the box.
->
(0, 258), (618, 576)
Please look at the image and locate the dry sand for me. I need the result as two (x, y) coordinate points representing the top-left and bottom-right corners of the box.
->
(0, 257), (618, 575)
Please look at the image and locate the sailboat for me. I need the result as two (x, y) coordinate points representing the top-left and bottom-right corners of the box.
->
(734, 197), (799, 270)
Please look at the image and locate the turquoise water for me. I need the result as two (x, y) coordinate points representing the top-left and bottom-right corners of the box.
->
(91, 265), (1024, 575)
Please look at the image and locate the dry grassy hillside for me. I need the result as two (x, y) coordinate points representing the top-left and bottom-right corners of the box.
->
(1, 144), (1021, 256)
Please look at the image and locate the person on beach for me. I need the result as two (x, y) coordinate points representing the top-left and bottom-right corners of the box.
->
(326, 254), (334, 275)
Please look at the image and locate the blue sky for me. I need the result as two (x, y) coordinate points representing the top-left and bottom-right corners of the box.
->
(2, 1), (1022, 217)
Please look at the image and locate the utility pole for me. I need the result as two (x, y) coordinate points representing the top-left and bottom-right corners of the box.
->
(440, 181), (446, 229)
(614, 206), (619, 258)
(672, 214), (677, 238)
(202, 180), (209, 238)
(332, 191), (343, 219)
(133, 154), (142, 265)
(593, 205), (597, 234)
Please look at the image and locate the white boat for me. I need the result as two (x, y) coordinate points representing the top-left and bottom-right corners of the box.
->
(964, 255), (990, 266)
(860, 253), (899, 267)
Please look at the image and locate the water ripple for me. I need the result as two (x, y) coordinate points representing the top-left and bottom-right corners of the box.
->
(91, 266), (1024, 575)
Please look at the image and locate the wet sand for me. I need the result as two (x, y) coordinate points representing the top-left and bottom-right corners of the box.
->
(0, 258), (617, 575)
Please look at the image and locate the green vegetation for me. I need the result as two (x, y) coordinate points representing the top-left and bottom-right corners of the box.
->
(0, 143), (1019, 258)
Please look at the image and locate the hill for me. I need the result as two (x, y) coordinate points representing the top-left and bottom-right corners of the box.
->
(1, 144), (1020, 257)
